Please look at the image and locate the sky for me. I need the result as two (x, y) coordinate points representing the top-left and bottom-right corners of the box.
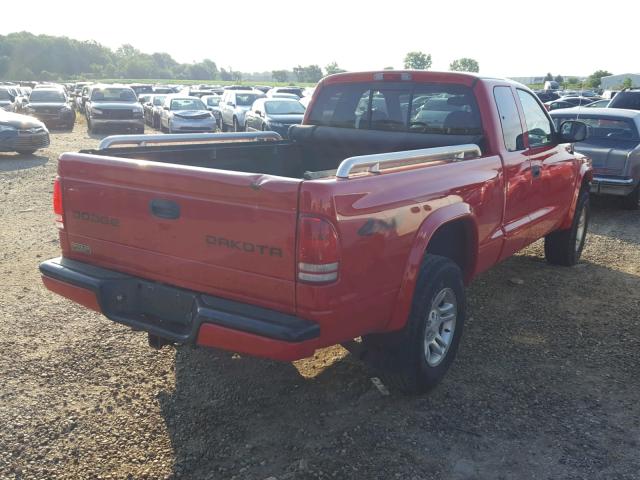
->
(5, 0), (639, 78)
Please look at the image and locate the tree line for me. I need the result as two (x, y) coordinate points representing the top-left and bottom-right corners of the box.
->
(0, 32), (348, 83)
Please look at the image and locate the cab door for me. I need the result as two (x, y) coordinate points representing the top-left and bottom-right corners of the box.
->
(515, 89), (577, 241)
(493, 86), (533, 260)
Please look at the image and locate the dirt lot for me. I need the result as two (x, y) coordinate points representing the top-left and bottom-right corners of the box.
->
(1, 118), (639, 480)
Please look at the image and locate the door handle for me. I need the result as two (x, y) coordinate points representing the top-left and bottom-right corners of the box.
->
(531, 165), (541, 178)
(150, 199), (180, 219)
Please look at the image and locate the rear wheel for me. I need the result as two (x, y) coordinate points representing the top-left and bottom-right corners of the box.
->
(363, 254), (465, 394)
(621, 184), (639, 210)
(545, 189), (589, 266)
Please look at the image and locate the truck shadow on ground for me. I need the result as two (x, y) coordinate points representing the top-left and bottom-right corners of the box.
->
(0, 152), (48, 172)
(157, 254), (640, 479)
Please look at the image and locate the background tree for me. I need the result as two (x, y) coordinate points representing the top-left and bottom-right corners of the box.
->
(567, 77), (579, 85)
(449, 58), (479, 73)
(586, 70), (613, 88)
(272, 70), (288, 82)
(621, 77), (633, 89)
(383, 66), (394, 70)
(544, 72), (553, 81)
(403, 51), (432, 70)
(293, 64), (323, 82)
(325, 61), (346, 76)
(554, 74), (564, 83)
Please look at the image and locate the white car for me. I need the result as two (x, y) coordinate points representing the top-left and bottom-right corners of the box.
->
(219, 90), (266, 131)
(160, 95), (217, 133)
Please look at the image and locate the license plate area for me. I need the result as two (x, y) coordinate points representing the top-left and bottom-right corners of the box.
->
(100, 279), (196, 335)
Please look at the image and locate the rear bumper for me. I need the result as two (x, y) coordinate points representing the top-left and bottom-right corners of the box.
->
(590, 176), (637, 196)
(40, 257), (319, 361)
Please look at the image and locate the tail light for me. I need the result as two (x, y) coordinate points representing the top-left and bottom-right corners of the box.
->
(53, 177), (64, 229)
(297, 216), (339, 284)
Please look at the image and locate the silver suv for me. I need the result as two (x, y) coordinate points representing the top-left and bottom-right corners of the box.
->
(220, 90), (265, 131)
(85, 85), (144, 134)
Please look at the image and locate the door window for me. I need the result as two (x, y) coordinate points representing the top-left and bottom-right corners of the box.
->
(517, 90), (554, 147)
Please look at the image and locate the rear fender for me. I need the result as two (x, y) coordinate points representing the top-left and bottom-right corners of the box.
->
(386, 202), (477, 332)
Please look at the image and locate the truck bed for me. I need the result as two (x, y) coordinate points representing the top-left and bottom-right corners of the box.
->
(81, 125), (485, 179)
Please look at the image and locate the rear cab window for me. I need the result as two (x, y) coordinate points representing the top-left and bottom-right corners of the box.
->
(493, 86), (524, 151)
(307, 82), (482, 135)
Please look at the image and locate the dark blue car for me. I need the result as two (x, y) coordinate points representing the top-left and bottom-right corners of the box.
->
(0, 110), (50, 155)
(244, 98), (305, 139)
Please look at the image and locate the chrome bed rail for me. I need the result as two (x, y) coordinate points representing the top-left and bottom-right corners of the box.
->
(335, 144), (482, 179)
(98, 132), (283, 150)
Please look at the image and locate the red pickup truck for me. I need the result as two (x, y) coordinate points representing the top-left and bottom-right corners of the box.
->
(40, 71), (591, 393)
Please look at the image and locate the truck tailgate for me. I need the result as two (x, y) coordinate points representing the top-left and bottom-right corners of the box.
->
(58, 153), (301, 313)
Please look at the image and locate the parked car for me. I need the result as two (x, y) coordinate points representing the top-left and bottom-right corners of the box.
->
(0, 87), (18, 112)
(0, 109), (50, 155)
(159, 95), (217, 133)
(85, 85), (144, 134)
(76, 85), (92, 113)
(544, 80), (560, 90)
(152, 86), (174, 94)
(268, 92), (300, 100)
(267, 86), (304, 98)
(40, 70), (591, 394)
(584, 99), (610, 108)
(137, 93), (153, 106)
(545, 97), (596, 111)
(244, 98), (305, 138)
(23, 87), (76, 129)
(607, 89), (640, 111)
(143, 95), (167, 128)
(130, 84), (153, 96)
(601, 90), (619, 100)
(201, 95), (222, 129)
(551, 107), (640, 209)
(535, 90), (560, 103)
(220, 90), (266, 131)
(253, 85), (272, 94)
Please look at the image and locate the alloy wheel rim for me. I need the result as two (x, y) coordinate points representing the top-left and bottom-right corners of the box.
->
(423, 288), (457, 367)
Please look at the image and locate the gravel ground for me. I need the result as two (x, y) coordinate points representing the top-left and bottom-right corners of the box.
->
(1, 118), (639, 480)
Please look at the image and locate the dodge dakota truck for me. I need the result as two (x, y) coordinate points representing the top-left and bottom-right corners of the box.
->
(40, 71), (591, 393)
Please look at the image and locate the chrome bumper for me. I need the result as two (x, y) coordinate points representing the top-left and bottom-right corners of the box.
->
(590, 176), (637, 196)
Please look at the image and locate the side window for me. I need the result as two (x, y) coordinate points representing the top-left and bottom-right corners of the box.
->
(517, 89), (554, 147)
(493, 86), (524, 151)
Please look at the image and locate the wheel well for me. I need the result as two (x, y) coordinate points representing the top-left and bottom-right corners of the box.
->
(425, 219), (476, 282)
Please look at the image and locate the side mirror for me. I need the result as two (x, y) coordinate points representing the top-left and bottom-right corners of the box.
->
(163, 106), (169, 110)
(228, 102), (235, 108)
(255, 110), (262, 116)
(559, 120), (588, 143)
(21, 97), (29, 104)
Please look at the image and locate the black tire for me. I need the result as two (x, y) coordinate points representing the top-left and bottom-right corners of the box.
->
(16, 149), (37, 155)
(363, 254), (466, 394)
(621, 184), (639, 210)
(544, 189), (589, 266)
(233, 117), (239, 132)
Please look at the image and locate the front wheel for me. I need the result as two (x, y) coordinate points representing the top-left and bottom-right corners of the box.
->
(544, 189), (589, 266)
(363, 254), (466, 394)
